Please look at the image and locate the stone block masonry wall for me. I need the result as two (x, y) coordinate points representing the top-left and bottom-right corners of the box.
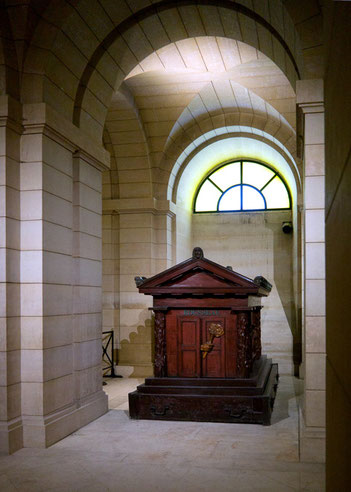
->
(297, 79), (325, 463)
(102, 212), (119, 371)
(102, 198), (174, 378)
(0, 100), (110, 452)
(20, 130), (108, 448)
(20, 131), (77, 447)
(0, 96), (22, 454)
(72, 153), (107, 429)
(192, 211), (295, 376)
(118, 210), (172, 377)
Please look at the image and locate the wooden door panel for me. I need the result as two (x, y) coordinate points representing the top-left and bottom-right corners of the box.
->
(201, 317), (226, 377)
(166, 313), (178, 376)
(166, 310), (237, 378)
(178, 317), (200, 377)
(225, 313), (237, 377)
(181, 321), (197, 345)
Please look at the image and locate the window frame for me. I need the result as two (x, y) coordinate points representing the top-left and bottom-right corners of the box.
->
(193, 159), (292, 213)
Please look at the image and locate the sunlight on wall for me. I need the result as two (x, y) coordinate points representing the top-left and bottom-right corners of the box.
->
(194, 161), (291, 212)
(173, 135), (298, 212)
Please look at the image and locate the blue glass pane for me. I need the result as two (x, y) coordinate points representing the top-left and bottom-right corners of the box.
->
(218, 186), (241, 211)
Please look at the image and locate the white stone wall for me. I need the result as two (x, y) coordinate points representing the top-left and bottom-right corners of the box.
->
(297, 79), (326, 463)
(192, 210), (295, 374)
(0, 97), (110, 453)
(1, 0), (328, 458)
(0, 96), (22, 454)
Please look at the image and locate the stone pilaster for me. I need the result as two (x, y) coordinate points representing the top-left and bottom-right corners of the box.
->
(297, 79), (326, 463)
(102, 211), (119, 371)
(72, 151), (108, 428)
(18, 103), (109, 449)
(103, 198), (174, 377)
(0, 95), (23, 454)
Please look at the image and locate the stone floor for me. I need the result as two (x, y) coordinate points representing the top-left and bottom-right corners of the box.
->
(0, 375), (325, 491)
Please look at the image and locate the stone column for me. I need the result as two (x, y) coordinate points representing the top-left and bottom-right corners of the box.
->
(103, 198), (174, 377)
(0, 95), (22, 453)
(297, 79), (326, 463)
(19, 104), (108, 448)
(72, 151), (108, 427)
(102, 212), (119, 370)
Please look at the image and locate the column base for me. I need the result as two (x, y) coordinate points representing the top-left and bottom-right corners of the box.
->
(22, 390), (108, 448)
(299, 408), (326, 463)
(0, 417), (23, 455)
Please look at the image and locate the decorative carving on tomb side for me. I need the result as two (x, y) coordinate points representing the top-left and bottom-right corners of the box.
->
(251, 308), (262, 363)
(192, 246), (204, 259)
(154, 310), (167, 377)
(236, 311), (250, 377)
(200, 322), (224, 358)
(134, 276), (147, 287)
(224, 404), (259, 422)
(253, 276), (272, 292)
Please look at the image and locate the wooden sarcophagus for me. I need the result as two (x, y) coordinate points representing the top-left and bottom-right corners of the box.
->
(129, 247), (278, 425)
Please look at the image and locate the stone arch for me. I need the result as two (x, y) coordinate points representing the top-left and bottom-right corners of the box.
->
(74, 0), (302, 139)
(21, 0), (303, 141)
(0, 8), (20, 98)
(102, 126), (117, 201)
(155, 84), (299, 202)
(104, 84), (153, 200)
(168, 128), (301, 207)
(169, 130), (301, 377)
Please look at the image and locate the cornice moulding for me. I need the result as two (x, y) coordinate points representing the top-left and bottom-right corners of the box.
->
(22, 103), (110, 170)
(103, 198), (176, 216)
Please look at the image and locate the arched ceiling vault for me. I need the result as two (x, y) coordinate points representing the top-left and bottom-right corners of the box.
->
(20, 0), (304, 141)
(2, 1), (324, 128)
(170, 130), (300, 209)
(4, 0), (311, 205)
(105, 35), (299, 201)
(174, 134), (300, 211)
(104, 87), (153, 200)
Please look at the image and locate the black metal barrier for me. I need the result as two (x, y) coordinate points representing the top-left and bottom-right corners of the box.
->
(102, 330), (121, 379)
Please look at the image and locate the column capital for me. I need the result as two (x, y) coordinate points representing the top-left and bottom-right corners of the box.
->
(0, 94), (22, 133)
(103, 197), (176, 217)
(296, 79), (324, 112)
(22, 102), (110, 170)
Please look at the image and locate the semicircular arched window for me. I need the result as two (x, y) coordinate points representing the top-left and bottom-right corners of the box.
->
(194, 160), (291, 213)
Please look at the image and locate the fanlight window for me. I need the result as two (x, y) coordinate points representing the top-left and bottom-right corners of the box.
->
(194, 160), (291, 213)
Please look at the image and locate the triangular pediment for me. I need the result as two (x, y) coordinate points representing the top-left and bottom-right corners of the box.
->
(137, 248), (266, 295)
(160, 269), (243, 289)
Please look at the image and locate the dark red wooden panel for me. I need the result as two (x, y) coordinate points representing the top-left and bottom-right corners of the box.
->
(167, 271), (235, 288)
(178, 317), (200, 377)
(166, 310), (238, 378)
(225, 313), (237, 377)
(166, 312), (178, 376)
(201, 317), (226, 378)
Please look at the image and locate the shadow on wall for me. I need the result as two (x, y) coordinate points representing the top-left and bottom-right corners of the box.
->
(192, 211), (296, 374)
(266, 216), (300, 374)
(118, 315), (154, 378)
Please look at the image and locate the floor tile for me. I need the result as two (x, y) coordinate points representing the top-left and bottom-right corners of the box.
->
(0, 375), (325, 491)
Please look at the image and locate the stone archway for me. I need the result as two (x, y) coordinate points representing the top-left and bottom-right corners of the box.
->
(0, 1), (326, 463)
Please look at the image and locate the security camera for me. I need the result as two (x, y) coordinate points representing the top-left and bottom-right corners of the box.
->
(282, 221), (293, 234)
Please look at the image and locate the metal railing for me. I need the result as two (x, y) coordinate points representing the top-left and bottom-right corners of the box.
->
(102, 330), (120, 378)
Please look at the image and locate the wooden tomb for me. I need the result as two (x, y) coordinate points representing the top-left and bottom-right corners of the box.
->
(129, 247), (278, 425)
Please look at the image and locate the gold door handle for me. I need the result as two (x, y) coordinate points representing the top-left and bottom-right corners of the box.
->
(201, 323), (224, 359)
